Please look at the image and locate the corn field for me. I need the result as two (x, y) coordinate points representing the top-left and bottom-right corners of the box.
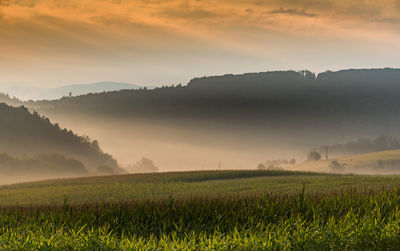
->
(1, 184), (400, 250)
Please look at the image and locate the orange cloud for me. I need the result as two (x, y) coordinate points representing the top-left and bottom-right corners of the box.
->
(1, 0), (400, 41)
(1, 0), (400, 87)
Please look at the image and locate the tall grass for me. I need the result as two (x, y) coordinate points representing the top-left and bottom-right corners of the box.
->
(1, 186), (400, 249)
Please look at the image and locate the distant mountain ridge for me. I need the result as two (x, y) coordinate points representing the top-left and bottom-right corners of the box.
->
(0, 81), (143, 101)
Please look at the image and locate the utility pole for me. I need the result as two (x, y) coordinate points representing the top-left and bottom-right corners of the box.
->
(325, 146), (329, 160)
(218, 161), (221, 171)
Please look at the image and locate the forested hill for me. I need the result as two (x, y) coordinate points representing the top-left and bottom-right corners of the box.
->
(0, 103), (120, 173)
(23, 68), (400, 117)
(6, 68), (400, 139)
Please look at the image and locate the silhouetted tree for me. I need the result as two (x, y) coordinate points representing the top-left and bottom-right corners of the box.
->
(307, 151), (321, 161)
(128, 158), (159, 173)
(257, 163), (266, 170)
(330, 160), (344, 170)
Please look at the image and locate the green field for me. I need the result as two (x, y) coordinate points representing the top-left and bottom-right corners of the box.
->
(2, 170), (400, 250)
(293, 149), (400, 174)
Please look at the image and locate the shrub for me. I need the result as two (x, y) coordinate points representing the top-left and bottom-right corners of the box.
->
(128, 157), (159, 173)
(307, 151), (321, 161)
(257, 163), (266, 170)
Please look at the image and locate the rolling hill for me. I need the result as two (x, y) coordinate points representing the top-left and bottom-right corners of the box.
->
(3, 68), (400, 171)
(21, 68), (400, 136)
(0, 103), (122, 181)
(292, 149), (400, 174)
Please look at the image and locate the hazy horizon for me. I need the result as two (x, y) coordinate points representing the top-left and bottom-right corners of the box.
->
(1, 67), (399, 99)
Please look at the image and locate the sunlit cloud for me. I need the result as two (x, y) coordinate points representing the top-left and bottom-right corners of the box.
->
(0, 0), (400, 86)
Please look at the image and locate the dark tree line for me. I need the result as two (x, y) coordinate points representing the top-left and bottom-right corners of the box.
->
(16, 68), (400, 127)
(320, 135), (400, 157)
(3, 68), (400, 146)
(0, 103), (121, 174)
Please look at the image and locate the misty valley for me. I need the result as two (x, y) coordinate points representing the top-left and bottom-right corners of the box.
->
(2, 69), (400, 249)
(1, 69), (400, 181)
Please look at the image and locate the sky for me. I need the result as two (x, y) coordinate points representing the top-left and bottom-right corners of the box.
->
(1, 0), (400, 87)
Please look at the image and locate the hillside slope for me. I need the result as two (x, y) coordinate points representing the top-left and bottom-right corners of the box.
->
(21, 68), (400, 135)
(293, 149), (400, 174)
(0, 103), (120, 174)
(0, 170), (390, 206)
(2, 68), (399, 170)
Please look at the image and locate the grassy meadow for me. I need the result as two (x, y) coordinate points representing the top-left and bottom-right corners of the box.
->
(2, 170), (400, 249)
(292, 149), (400, 174)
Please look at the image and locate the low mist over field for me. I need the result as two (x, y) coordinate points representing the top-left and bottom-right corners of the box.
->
(2, 69), (400, 176)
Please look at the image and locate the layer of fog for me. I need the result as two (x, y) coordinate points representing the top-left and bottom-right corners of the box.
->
(1, 112), (398, 185)
(39, 112), (395, 175)
(41, 113), (313, 172)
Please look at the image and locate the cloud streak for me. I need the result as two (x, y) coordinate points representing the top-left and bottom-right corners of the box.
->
(1, 0), (400, 87)
(159, 8), (223, 20)
(268, 8), (317, 17)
